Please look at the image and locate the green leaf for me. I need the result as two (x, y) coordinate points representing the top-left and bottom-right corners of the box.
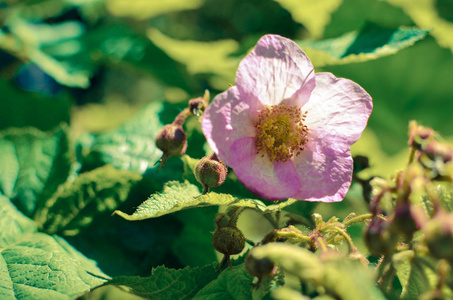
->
(192, 263), (253, 300)
(34, 164), (142, 236)
(392, 250), (450, 299)
(252, 243), (385, 300)
(107, 264), (218, 299)
(171, 207), (218, 267)
(147, 29), (239, 89)
(0, 125), (72, 217)
(0, 80), (71, 131)
(81, 101), (166, 174)
(107, 0), (206, 20)
(299, 23), (429, 67)
(383, 0), (453, 53)
(274, 0), (343, 39)
(113, 180), (297, 221)
(0, 195), (108, 299)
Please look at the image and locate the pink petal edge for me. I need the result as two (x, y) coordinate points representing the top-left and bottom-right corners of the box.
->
(229, 137), (301, 200)
(236, 34), (316, 110)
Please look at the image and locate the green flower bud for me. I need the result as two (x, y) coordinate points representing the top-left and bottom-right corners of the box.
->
(364, 216), (397, 256)
(214, 213), (231, 228)
(212, 226), (245, 256)
(194, 153), (228, 194)
(155, 124), (187, 169)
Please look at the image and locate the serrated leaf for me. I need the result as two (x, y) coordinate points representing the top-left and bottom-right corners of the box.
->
(107, 264), (218, 300)
(113, 180), (297, 221)
(192, 263), (253, 300)
(0, 125), (72, 217)
(35, 164), (142, 236)
(0, 196), (108, 299)
(393, 251), (443, 299)
(299, 23), (428, 67)
(82, 102), (166, 174)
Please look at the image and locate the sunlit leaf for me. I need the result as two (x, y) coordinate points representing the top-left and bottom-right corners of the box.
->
(35, 165), (142, 236)
(81, 102), (165, 174)
(0, 125), (72, 217)
(299, 23), (429, 67)
(384, 0), (453, 53)
(274, 0), (342, 38)
(107, 264), (217, 299)
(0, 195), (108, 299)
(106, 0), (206, 20)
(147, 29), (239, 89)
(113, 180), (297, 221)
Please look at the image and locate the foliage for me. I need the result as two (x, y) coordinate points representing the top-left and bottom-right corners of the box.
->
(1, 0), (453, 299)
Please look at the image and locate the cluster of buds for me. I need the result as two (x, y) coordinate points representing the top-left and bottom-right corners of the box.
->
(155, 91), (210, 170)
(364, 122), (453, 259)
(212, 208), (246, 271)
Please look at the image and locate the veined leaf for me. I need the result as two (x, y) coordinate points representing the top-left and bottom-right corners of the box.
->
(299, 23), (428, 67)
(192, 263), (253, 300)
(113, 180), (297, 221)
(35, 165), (142, 236)
(107, 264), (217, 299)
(0, 125), (72, 217)
(393, 250), (452, 299)
(81, 102), (166, 174)
(0, 195), (108, 300)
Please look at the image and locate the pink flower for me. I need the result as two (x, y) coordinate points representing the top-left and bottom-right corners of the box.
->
(202, 34), (373, 202)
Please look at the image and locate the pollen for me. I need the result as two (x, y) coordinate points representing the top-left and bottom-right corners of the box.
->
(254, 105), (309, 162)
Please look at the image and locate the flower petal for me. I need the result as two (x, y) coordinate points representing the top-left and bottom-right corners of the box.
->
(292, 140), (353, 202)
(236, 34), (316, 108)
(202, 86), (256, 165)
(303, 72), (373, 149)
(229, 137), (301, 200)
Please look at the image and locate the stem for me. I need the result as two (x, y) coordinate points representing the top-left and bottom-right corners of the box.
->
(173, 108), (191, 126)
(323, 226), (356, 253)
(275, 231), (313, 244)
(343, 213), (373, 227)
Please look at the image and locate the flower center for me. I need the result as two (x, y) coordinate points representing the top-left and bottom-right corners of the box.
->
(254, 105), (309, 162)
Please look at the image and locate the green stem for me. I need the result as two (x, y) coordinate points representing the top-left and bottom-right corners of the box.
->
(343, 213), (373, 227)
(323, 226), (356, 253)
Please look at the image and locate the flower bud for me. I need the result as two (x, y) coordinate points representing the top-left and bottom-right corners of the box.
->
(424, 211), (453, 262)
(245, 247), (276, 279)
(391, 202), (427, 240)
(364, 216), (397, 256)
(408, 121), (436, 150)
(194, 153), (228, 194)
(155, 124), (187, 168)
(424, 140), (453, 163)
(213, 226), (245, 256)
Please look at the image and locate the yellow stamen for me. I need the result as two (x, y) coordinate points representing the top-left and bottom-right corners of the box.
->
(254, 105), (309, 162)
